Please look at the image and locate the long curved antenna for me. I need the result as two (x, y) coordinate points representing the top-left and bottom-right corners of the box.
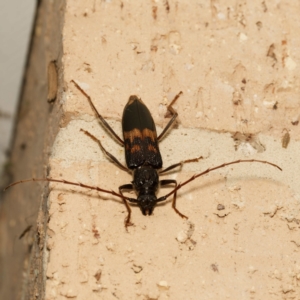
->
(157, 159), (282, 203)
(4, 178), (129, 202)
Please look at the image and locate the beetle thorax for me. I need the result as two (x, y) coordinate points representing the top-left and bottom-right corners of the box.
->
(133, 165), (159, 192)
(133, 165), (159, 215)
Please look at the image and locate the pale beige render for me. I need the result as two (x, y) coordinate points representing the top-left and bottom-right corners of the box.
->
(41, 1), (300, 299)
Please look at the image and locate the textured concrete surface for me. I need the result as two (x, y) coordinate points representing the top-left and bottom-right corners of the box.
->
(3, 1), (300, 299)
(45, 1), (299, 299)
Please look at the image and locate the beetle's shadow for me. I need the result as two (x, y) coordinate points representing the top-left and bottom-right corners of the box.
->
(51, 175), (280, 212)
(52, 187), (123, 205)
(156, 175), (280, 209)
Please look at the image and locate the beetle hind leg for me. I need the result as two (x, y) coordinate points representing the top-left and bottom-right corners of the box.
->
(72, 80), (124, 145)
(157, 91), (183, 142)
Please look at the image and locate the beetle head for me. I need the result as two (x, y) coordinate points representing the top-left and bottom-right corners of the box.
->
(137, 194), (157, 215)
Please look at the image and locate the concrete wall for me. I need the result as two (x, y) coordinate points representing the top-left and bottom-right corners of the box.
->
(1, 1), (300, 299)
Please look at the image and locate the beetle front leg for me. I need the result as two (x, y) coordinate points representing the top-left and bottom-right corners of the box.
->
(158, 179), (188, 219)
(119, 184), (136, 228)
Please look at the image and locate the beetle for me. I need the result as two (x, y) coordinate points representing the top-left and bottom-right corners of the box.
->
(5, 80), (282, 227)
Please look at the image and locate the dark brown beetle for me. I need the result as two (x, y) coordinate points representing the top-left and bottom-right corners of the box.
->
(5, 81), (282, 227)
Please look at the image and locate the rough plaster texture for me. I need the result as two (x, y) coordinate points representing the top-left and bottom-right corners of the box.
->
(45, 1), (300, 299)
(3, 0), (300, 299)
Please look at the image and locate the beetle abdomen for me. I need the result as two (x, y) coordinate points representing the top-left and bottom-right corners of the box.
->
(122, 96), (162, 169)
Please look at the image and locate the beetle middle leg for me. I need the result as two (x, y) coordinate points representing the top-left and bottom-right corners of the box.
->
(159, 156), (203, 174)
(158, 179), (188, 219)
(80, 129), (129, 173)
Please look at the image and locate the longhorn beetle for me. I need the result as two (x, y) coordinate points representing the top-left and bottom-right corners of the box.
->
(5, 80), (282, 227)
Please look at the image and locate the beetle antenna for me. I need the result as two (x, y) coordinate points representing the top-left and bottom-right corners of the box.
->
(158, 159), (282, 202)
(4, 177), (129, 201)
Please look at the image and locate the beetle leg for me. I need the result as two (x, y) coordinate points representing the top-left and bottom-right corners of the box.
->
(159, 156), (203, 174)
(157, 91), (182, 141)
(119, 184), (135, 227)
(81, 129), (129, 173)
(158, 179), (188, 219)
(72, 80), (124, 145)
